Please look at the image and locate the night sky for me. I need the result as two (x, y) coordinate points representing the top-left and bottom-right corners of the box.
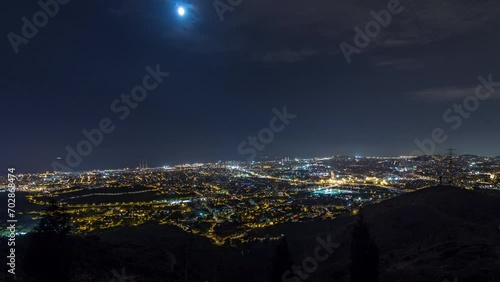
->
(2, 0), (500, 173)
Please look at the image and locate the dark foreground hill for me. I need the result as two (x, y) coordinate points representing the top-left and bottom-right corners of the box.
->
(267, 185), (500, 282)
(2, 186), (500, 281)
(95, 186), (500, 282)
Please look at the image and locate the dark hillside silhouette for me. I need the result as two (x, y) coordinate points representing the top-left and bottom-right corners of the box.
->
(23, 200), (74, 282)
(350, 212), (379, 282)
(270, 236), (294, 282)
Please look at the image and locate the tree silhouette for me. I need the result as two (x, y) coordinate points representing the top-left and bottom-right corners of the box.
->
(270, 236), (294, 282)
(23, 200), (75, 282)
(34, 199), (72, 235)
(350, 212), (379, 282)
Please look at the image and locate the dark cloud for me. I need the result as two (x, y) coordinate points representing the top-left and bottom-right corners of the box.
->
(374, 58), (424, 70)
(249, 49), (317, 63)
(203, 0), (500, 55)
(407, 86), (500, 103)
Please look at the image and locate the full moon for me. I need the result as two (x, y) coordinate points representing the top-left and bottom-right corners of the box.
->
(177, 7), (185, 16)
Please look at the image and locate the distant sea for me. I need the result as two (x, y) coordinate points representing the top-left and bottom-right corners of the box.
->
(0, 192), (39, 236)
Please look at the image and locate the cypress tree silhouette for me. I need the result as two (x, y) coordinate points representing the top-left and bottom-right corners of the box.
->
(34, 199), (72, 235)
(270, 236), (294, 282)
(23, 200), (75, 282)
(350, 212), (379, 282)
